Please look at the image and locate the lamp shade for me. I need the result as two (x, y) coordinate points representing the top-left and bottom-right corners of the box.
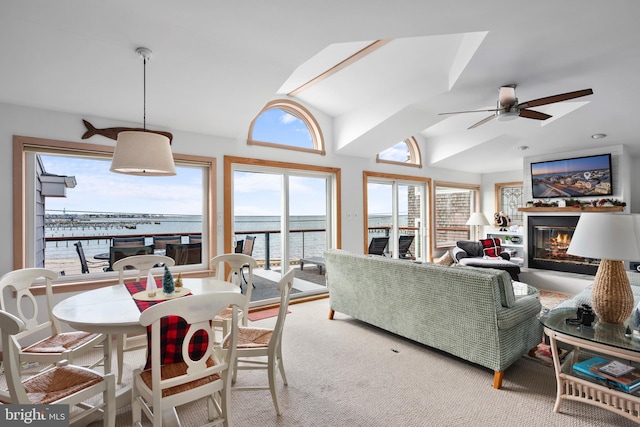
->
(567, 213), (640, 261)
(110, 131), (176, 176)
(466, 212), (491, 226)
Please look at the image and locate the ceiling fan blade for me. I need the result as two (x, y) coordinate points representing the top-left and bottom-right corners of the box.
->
(439, 108), (499, 115)
(519, 88), (593, 109)
(468, 114), (495, 129)
(519, 109), (552, 120)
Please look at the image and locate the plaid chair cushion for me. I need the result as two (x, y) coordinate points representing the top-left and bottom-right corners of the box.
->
(480, 238), (502, 257)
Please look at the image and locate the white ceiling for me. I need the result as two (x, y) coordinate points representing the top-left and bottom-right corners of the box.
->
(3, 0), (639, 173)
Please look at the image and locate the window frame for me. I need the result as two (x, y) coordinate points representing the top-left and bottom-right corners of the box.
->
(13, 135), (216, 287)
(432, 181), (480, 251)
(494, 181), (524, 226)
(247, 99), (325, 155)
(375, 137), (422, 168)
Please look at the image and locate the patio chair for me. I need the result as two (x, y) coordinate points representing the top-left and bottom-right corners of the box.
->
(398, 235), (416, 260)
(0, 310), (116, 426)
(131, 291), (245, 427)
(188, 234), (202, 244)
(166, 242), (202, 265)
(367, 236), (389, 255)
(152, 235), (181, 250)
(112, 236), (146, 247)
(0, 268), (109, 375)
(111, 254), (176, 384)
(74, 241), (108, 273)
(108, 244), (154, 271)
(222, 268), (295, 415)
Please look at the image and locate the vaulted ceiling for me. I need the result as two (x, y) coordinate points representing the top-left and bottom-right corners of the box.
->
(3, 1), (639, 173)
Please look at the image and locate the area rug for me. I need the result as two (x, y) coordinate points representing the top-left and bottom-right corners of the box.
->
(248, 307), (290, 321)
(539, 289), (572, 311)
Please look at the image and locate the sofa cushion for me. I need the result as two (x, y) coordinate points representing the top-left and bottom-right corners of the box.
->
(456, 240), (483, 257)
(480, 238), (502, 257)
(435, 251), (454, 266)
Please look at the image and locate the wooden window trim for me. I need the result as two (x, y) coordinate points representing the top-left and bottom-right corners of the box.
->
(376, 137), (422, 167)
(433, 180), (480, 251)
(247, 99), (325, 154)
(13, 135), (216, 285)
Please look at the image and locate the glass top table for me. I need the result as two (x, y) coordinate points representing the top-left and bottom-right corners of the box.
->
(541, 307), (640, 353)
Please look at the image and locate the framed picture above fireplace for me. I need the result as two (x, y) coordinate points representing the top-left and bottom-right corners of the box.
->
(530, 153), (612, 199)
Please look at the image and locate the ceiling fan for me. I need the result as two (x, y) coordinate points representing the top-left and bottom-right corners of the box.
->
(439, 85), (593, 129)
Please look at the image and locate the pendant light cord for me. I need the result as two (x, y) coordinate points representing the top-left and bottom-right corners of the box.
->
(142, 55), (147, 130)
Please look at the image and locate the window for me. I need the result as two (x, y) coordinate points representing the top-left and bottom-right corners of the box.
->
(13, 136), (215, 280)
(248, 99), (325, 154)
(376, 137), (421, 167)
(433, 182), (480, 249)
(494, 182), (524, 226)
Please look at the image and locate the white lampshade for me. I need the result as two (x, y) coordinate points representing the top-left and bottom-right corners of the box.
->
(110, 131), (176, 176)
(567, 213), (640, 261)
(466, 212), (491, 226)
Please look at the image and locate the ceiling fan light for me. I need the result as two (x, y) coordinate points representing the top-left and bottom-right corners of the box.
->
(110, 131), (176, 176)
(496, 109), (519, 121)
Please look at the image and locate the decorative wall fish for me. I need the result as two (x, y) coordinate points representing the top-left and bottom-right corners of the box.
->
(81, 119), (173, 143)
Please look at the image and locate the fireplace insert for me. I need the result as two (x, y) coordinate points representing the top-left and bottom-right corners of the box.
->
(527, 215), (598, 275)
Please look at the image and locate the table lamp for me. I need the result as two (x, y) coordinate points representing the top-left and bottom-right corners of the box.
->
(567, 213), (640, 324)
(466, 212), (491, 240)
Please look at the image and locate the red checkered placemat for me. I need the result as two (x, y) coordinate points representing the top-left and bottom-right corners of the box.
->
(124, 280), (206, 369)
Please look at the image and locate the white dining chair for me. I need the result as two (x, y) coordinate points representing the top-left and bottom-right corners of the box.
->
(223, 268), (295, 415)
(0, 268), (109, 374)
(112, 254), (175, 385)
(0, 309), (116, 427)
(210, 253), (258, 335)
(131, 291), (245, 427)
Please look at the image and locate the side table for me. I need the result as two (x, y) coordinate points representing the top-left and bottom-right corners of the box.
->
(541, 307), (640, 423)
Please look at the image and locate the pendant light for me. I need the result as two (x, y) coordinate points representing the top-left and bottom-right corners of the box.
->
(110, 47), (176, 176)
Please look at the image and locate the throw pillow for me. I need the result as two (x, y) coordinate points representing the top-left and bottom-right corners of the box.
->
(480, 237), (502, 257)
(456, 240), (483, 257)
(435, 251), (454, 266)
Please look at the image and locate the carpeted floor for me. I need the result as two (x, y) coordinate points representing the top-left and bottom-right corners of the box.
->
(13, 296), (631, 427)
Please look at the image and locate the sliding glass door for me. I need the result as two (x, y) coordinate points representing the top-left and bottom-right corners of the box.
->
(365, 172), (429, 261)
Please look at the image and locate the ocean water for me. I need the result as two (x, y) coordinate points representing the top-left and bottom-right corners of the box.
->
(46, 214), (344, 260)
(46, 213), (403, 261)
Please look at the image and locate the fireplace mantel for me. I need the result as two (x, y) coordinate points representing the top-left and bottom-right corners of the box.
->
(518, 206), (624, 213)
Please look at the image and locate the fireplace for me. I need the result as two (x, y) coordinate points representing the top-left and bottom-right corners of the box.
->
(527, 215), (598, 275)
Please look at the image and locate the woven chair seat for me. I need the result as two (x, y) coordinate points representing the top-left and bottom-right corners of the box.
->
(224, 327), (272, 349)
(214, 307), (243, 321)
(21, 365), (103, 404)
(22, 331), (99, 353)
(139, 358), (220, 398)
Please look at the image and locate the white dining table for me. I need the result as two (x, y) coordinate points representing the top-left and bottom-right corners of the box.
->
(52, 277), (241, 427)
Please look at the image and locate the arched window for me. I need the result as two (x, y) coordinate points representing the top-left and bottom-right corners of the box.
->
(248, 100), (325, 154)
(376, 137), (421, 167)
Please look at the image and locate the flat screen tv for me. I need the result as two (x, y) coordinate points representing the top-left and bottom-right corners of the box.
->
(530, 153), (612, 199)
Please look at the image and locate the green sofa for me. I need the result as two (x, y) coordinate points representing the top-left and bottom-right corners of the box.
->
(324, 249), (543, 388)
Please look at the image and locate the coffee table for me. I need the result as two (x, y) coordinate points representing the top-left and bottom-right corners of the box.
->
(541, 307), (640, 423)
(300, 257), (325, 274)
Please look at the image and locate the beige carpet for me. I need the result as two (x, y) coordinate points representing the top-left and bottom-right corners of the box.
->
(7, 296), (637, 427)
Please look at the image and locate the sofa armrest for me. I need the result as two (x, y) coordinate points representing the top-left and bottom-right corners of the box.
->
(451, 246), (467, 263)
(496, 294), (541, 330)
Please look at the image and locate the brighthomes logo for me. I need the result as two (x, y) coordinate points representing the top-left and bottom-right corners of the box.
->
(2, 405), (67, 426)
